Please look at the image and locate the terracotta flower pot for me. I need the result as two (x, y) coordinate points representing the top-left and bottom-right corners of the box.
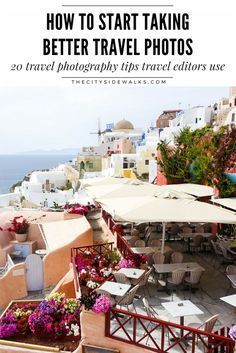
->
(15, 233), (27, 242)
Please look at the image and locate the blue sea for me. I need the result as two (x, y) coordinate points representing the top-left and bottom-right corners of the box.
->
(0, 155), (74, 194)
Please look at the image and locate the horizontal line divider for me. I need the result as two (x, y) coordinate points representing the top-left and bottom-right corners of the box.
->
(62, 76), (173, 79)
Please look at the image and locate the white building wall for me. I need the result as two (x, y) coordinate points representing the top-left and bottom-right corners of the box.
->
(103, 154), (138, 177)
(22, 189), (73, 207)
(177, 106), (212, 126)
(30, 171), (67, 187)
(149, 160), (157, 183)
(159, 106), (212, 144)
(224, 107), (236, 126)
(81, 142), (113, 156)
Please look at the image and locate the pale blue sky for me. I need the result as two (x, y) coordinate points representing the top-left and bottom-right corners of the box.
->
(0, 86), (228, 154)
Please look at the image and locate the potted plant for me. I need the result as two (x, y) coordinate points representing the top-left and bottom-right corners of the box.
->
(0, 293), (82, 352)
(7, 216), (30, 242)
(229, 325), (236, 352)
(118, 253), (147, 269)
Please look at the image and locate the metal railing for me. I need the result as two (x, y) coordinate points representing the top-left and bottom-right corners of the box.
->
(116, 232), (134, 258)
(105, 307), (234, 353)
(101, 208), (133, 257)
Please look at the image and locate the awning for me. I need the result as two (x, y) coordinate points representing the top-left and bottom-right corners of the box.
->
(97, 196), (236, 224)
(84, 179), (195, 200)
(212, 198), (236, 211)
(160, 183), (214, 197)
(79, 177), (128, 187)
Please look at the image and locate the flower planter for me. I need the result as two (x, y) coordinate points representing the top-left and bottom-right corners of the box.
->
(0, 299), (81, 352)
(63, 213), (81, 220)
(14, 233), (27, 242)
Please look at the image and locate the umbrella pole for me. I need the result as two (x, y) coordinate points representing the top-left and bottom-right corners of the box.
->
(161, 222), (166, 254)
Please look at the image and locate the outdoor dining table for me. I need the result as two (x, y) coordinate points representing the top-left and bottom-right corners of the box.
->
(227, 275), (236, 288)
(162, 300), (203, 337)
(153, 262), (205, 274)
(178, 232), (212, 253)
(98, 281), (131, 297)
(220, 294), (236, 307)
(117, 267), (145, 280)
(131, 245), (172, 255)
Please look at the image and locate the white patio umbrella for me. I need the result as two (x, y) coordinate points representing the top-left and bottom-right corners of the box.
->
(85, 181), (162, 199)
(97, 196), (236, 253)
(160, 183), (214, 198)
(84, 180), (196, 200)
(79, 176), (129, 187)
(212, 198), (236, 211)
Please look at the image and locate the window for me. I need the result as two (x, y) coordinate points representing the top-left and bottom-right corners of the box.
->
(130, 162), (135, 168)
(145, 160), (149, 165)
(232, 113), (235, 122)
(195, 118), (198, 123)
(123, 162), (128, 168)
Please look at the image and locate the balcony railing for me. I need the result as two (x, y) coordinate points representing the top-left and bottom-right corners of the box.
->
(116, 232), (134, 258)
(105, 307), (234, 353)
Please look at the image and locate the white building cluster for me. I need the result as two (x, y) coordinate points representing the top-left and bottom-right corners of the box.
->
(0, 87), (235, 209)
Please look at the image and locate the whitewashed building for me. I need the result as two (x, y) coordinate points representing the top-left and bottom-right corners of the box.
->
(19, 168), (73, 207)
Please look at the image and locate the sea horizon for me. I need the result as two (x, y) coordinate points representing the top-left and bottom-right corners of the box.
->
(0, 154), (75, 194)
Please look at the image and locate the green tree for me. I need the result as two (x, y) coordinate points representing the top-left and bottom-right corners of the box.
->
(157, 126), (236, 196)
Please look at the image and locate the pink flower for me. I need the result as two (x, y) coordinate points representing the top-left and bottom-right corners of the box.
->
(118, 258), (134, 269)
(92, 295), (112, 314)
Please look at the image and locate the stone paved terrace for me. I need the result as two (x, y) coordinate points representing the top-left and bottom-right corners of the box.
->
(108, 240), (236, 352)
(18, 213), (236, 329)
(9, 214), (236, 352)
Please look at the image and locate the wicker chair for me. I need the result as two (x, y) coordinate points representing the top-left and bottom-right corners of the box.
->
(113, 272), (131, 285)
(171, 251), (184, 264)
(211, 240), (223, 256)
(127, 236), (139, 247)
(179, 226), (193, 251)
(184, 267), (204, 298)
(189, 235), (204, 253)
(226, 265), (236, 275)
(153, 252), (165, 265)
(211, 240), (223, 267)
(166, 269), (186, 300)
(201, 235), (213, 252)
(148, 239), (161, 247)
(167, 224), (180, 241)
(147, 253), (154, 266)
(164, 250), (173, 264)
(194, 225), (204, 233)
(181, 226), (193, 233)
(218, 242), (235, 264)
(115, 285), (140, 311)
(188, 314), (219, 352)
(130, 228), (140, 237)
(135, 239), (146, 247)
(131, 267), (152, 292)
(226, 265), (236, 293)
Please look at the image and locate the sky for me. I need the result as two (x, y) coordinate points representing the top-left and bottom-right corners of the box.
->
(0, 86), (228, 154)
